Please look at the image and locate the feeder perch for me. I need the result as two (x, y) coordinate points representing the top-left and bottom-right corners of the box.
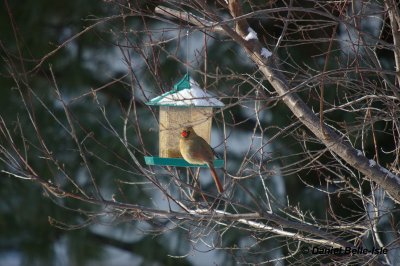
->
(144, 74), (224, 168)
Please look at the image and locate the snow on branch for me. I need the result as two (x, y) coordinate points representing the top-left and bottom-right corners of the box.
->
(244, 27), (258, 40)
(261, 47), (272, 58)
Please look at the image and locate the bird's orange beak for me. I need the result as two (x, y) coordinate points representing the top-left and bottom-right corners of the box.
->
(181, 130), (189, 138)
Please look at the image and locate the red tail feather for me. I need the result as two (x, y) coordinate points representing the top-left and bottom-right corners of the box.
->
(208, 163), (223, 193)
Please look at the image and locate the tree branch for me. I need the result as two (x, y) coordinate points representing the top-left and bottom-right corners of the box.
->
(384, 0), (400, 85)
(155, 2), (400, 204)
(154, 6), (224, 33)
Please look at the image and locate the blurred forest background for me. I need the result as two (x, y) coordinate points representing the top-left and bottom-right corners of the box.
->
(1, 0), (400, 265)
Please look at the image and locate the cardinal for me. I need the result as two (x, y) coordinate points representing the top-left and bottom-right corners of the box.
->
(179, 126), (224, 193)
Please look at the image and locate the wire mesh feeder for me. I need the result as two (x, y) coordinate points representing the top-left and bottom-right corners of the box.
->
(144, 74), (224, 168)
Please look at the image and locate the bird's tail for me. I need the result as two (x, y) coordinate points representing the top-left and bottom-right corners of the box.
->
(207, 163), (224, 193)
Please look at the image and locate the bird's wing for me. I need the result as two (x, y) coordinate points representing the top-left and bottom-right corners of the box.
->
(191, 138), (214, 162)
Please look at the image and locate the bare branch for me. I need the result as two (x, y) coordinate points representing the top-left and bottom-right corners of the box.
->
(156, 2), (400, 203)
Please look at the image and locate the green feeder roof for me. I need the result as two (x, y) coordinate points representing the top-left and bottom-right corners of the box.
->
(146, 74), (224, 107)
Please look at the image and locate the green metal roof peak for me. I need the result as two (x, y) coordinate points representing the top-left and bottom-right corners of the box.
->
(173, 74), (191, 91)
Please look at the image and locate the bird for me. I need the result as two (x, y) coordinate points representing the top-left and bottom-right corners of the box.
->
(179, 126), (224, 193)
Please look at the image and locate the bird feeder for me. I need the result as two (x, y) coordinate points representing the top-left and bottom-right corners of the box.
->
(144, 74), (224, 168)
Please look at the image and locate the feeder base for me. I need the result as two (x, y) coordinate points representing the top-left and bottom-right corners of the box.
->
(144, 156), (224, 168)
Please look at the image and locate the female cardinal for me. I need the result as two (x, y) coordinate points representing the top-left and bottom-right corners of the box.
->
(179, 126), (224, 193)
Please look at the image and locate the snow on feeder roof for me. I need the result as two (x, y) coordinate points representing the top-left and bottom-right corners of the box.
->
(146, 74), (224, 107)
